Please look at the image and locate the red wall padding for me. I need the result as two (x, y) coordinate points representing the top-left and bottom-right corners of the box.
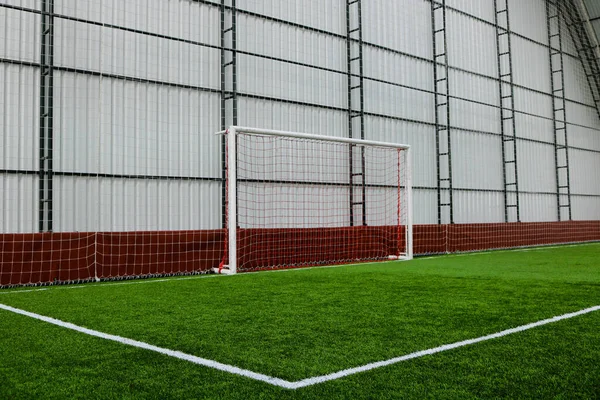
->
(0, 233), (96, 286)
(96, 230), (224, 278)
(0, 230), (224, 286)
(1, 221), (599, 286)
(237, 226), (404, 270)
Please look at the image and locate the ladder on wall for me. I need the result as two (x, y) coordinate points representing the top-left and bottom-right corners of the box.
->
(221, 0), (238, 226)
(431, 0), (453, 225)
(546, 0), (573, 221)
(494, 0), (520, 223)
(347, 0), (367, 226)
(39, 0), (55, 233)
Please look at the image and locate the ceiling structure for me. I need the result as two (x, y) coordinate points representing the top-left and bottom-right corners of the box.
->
(579, 0), (600, 59)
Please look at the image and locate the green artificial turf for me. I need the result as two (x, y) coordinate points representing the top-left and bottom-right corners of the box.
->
(0, 243), (599, 399)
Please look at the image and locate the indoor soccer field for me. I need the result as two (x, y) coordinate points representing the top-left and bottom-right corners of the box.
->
(1, 243), (598, 399)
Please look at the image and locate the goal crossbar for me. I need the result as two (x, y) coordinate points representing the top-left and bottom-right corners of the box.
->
(217, 126), (411, 150)
(219, 126), (413, 274)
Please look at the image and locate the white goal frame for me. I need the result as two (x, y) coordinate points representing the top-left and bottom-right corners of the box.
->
(218, 126), (413, 274)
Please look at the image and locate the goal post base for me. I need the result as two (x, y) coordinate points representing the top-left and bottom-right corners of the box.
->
(211, 267), (236, 275)
(387, 255), (413, 261)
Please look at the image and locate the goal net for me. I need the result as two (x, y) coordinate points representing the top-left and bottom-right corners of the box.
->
(217, 127), (413, 274)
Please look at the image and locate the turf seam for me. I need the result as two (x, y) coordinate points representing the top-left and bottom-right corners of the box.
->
(0, 302), (598, 389)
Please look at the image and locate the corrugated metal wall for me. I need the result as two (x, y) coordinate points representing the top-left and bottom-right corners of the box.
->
(1, 0), (599, 233)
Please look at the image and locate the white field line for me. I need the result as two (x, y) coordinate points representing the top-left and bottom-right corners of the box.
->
(290, 305), (600, 389)
(0, 303), (294, 389)
(3, 242), (598, 296)
(0, 303), (598, 390)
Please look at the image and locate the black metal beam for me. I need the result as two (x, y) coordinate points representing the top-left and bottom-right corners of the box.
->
(431, 0), (454, 226)
(547, 0), (573, 221)
(494, 0), (521, 223)
(347, 0), (367, 227)
(220, 0), (238, 229)
(2, 168), (598, 198)
(39, 0), (54, 233)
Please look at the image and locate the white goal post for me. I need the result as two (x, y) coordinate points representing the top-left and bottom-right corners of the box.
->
(216, 126), (413, 274)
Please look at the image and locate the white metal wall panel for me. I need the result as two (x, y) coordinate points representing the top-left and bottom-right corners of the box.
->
(364, 79), (434, 123)
(446, 0), (495, 23)
(563, 55), (594, 104)
(508, 0), (548, 44)
(447, 10), (497, 77)
(450, 70), (499, 110)
(571, 196), (600, 220)
(238, 0), (345, 35)
(566, 102), (600, 150)
(514, 113), (554, 144)
(0, 174), (37, 233)
(453, 190), (504, 224)
(413, 189), (438, 225)
(237, 97), (347, 136)
(53, 72), (222, 178)
(56, 0), (220, 47)
(53, 19), (220, 89)
(364, 117), (437, 188)
(237, 14), (346, 72)
(362, 0), (432, 59)
(363, 47), (433, 93)
(0, 63), (38, 171)
(519, 192), (557, 222)
(569, 149), (600, 195)
(511, 36), (551, 93)
(568, 125), (600, 152)
(54, 177), (221, 232)
(513, 87), (554, 143)
(516, 140), (557, 192)
(450, 99), (500, 134)
(514, 87), (552, 119)
(451, 130), (503, 191)
(238, 54), (346, 109)
(0, 0), (39, 9)
(0, 6), (39, 63)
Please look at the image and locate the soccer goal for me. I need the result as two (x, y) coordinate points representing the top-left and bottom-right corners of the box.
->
(215, 127), (412, 274)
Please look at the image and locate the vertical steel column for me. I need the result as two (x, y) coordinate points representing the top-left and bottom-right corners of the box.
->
(546, 0), (572, 221)
(563, 0), (600, 120)
(221, 0), (238, 227)
(347, 0), (366, 226)
(494, 0), (520, 223)
(431, 0), (453, 225)
(39, 0), (54, 232)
